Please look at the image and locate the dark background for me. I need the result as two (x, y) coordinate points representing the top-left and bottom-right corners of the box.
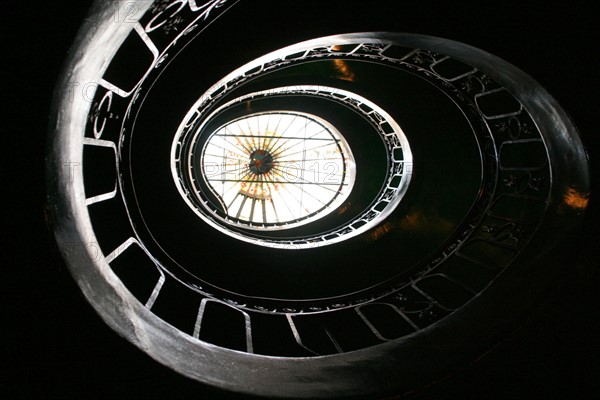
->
(2, 1), (598, 399)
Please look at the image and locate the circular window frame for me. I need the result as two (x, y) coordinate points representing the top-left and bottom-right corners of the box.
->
(172, 85), (412, 248)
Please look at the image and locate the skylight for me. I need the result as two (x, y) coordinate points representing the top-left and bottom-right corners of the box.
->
(199, 112), (356, 230)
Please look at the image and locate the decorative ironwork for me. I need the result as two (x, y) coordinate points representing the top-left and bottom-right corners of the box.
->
(173, 86), (412, 247)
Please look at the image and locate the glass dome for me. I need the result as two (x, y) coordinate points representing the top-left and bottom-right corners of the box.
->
(200, 111), (356, 229)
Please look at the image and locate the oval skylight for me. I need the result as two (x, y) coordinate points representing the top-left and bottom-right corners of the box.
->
(198, 112), (356, 230)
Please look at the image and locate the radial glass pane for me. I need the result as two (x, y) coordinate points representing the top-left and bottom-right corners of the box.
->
(200, 112), (355, 229)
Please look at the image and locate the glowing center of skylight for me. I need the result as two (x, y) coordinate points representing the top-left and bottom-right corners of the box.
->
(200, 112), (355, 229)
